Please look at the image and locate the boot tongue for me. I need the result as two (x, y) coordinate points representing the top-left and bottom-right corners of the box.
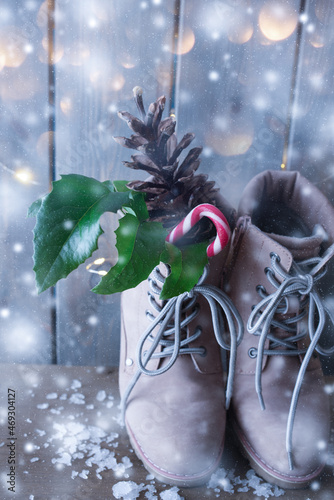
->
(267, 230), (324, 261)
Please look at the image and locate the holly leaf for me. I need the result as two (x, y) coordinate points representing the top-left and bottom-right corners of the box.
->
(27, 196), (44, 217)
(30, 174), (134, 293)
(113, 180), (149, 221)
(92, 213), (169, 294)
(113, 180), (130, 192)
(102, 179), (116, 192)
(160, 241), (209, 300)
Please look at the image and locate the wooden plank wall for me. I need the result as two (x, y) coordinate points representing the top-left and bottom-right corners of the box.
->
(54, 0), (176, 365)
(175, 0), (303, 204)
(1, 0), (334, 369)
(0, 0), (54, 363)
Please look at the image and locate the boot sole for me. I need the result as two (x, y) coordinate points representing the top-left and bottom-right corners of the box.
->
(229, 415), (326, 490)
(125, 419), (225, 488)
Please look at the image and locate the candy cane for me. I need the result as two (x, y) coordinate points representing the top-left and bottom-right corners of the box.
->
(166, 204), (230, 258)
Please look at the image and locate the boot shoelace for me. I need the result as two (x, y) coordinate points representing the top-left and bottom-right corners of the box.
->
(121, 265), (243, 421)
(247, 248), (334, 470)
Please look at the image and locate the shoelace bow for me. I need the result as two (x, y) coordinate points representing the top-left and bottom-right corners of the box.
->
(247, 247), (334, 470)
(121, 265), (243, 421)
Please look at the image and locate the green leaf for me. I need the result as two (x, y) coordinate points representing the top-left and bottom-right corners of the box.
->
(32, 174), (132, 293)
(113, 180), (130, 192)
(102, 180), (116, 192)
(127, 192), (149, 222)
(93, 213), (169, 294)
(27, 196), (44, 217)
(113, 180), (148, 221)
(160, 241), (209, 300)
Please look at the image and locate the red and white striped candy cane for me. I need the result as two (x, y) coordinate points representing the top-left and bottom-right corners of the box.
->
(166, 204), (230, 258)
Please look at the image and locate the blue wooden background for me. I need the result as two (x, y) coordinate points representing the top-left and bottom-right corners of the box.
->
(1, 0), (334, 370)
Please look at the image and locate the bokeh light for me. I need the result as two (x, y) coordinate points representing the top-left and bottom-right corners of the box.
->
(2, 320), (43, 357)
(119, 52), (137, 69)
(171, 26), (195, 55)
(107, 73), (125, 92)
(39, 37), (64, 64)
(207, 115), (254, 156)
(315, 0), (333, 25)
(0, 53), (5, 72)
(259, 1), (298, 41)
(227, 15), (254, 44)
(14, 168), (34, 184)
(309, 28), (326, 48)
(36, 131), (54, 159)
(197, 2), (253, 44)
(36, 0), (49, 29)
(60, 96), (73, 116)
(91, 0), (115, 22)
(0, 26), (28, 68)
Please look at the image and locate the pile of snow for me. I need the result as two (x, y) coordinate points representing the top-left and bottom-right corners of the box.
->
(208, 468), (285, 498)
(26, 378), (130, 482)
(109, 468), (285, 499)
(112, 482), (183, 500)
(49, 420), (126, 480)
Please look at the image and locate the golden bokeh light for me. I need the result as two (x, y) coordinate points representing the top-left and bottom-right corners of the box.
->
(172, 26), (195, 55)
(0, 53), (5, 72)
(41, 36), (48, 51)
(36, 131), (54, 159)
(89, 70), (100, 84)
(108, 73), (125, 92)
(207, 118), (254, 157)
(209, 132), (254, 156)
(86, 257), (109, 276)
(14, 168), (34, 184)
(121, 60), (136, 70)
(155, 65), (173, 89)
(315, 0), (333, 24)
(60, 96), (73, 116)
(92, 1), (115, 22)
(39, 37), (64, 64)
(228, 18), (254, 44)
(93, 258), (106, 266)
(309, 31), (325, 48)
(36, 1), (49, 29)
(119, 53), (137, 69)
(259, 1), (298, 41)
(0, 27), (28, 68)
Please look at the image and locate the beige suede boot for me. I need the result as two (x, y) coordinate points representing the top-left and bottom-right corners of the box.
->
(226, 170), (334, 489)
(119, 199), (243, 487)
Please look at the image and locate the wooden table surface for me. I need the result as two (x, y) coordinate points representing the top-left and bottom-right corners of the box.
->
(0, 364), (333, 500)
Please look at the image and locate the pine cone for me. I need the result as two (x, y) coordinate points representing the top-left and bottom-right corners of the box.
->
(114, 87), (220, 240)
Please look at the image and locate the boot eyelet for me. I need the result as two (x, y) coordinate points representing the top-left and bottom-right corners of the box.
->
(270, 252), (281, 262)
(146, 310), (155, 321)
(200, 347), (207, 357)
(248, 347), (257, 359)
(256, 284), (266, 294)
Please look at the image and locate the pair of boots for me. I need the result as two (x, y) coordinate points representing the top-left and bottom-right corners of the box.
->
(119, 169), (334, 489)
